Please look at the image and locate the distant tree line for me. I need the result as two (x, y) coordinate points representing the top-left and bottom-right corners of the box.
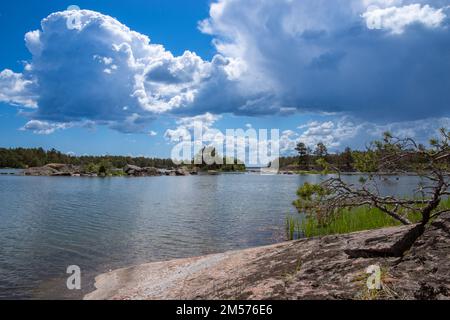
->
(2, 139), (439, 173)
(278, 139), (442, 172)
(0, 147), (176, 169)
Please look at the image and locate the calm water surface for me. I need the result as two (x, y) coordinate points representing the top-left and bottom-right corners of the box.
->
(0, 174), (420, 299)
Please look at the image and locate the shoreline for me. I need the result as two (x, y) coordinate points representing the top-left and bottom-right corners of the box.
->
(84, 213), (450, 300)
(2, 167), (433, 177)
(2, 164), (246, 177)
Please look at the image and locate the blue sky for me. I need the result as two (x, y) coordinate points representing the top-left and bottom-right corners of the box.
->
(1, 0), (449, 157)
(0, 0), (214, 156)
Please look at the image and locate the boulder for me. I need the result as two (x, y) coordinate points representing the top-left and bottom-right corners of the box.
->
(23, 163), (82, 176)
(23, 166), (58, 176)
(124, 164), (142, 175)
(175, 168), (190, 176)
(160, 169), (177, 176)
(142, 167), (161, 176)
(45, 163), (67, 170)
(156, 169), (170, 175)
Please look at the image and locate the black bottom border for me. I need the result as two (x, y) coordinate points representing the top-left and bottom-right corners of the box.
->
(0, 300), (447, 318)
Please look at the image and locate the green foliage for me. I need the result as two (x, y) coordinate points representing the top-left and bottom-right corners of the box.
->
(278, 129), (447, 173)
(83, 162), (99, 174)
(295, 142), (308, 156)
(315, 158), (331, 173)
(0, 148), (176, 169)
(277, 147), (361, 173)
(314, 142), (328, 157)
(289, 206), (425, 238)
(0, 147), (246, 173)
(286, 216), (302, 241)
(295, 142), (310, 168)
(295, 182), (328, 201)
(110, 169), (126, 177)
(290, 129), (450, 237)
(293, 191), (450, 238)
(341, 147), (353, 170)
(97, 159), (113, 176)
(352, 151), (379, 173)
(192, 146), (246, 172)
(293, 182), (332, 225)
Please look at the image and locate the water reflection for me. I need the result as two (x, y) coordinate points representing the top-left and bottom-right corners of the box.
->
(0, 174), (422, 299)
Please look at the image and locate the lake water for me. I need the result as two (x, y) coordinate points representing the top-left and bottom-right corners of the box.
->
(0, 173), (421, 299)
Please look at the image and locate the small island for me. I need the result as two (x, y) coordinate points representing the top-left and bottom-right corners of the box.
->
(0, 146), (246, 177)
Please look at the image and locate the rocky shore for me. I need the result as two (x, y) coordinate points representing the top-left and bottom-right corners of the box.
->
(85, 212), (450, 300)
(21, 163), (196, 177)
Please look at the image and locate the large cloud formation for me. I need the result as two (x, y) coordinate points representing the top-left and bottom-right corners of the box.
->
(1, 9), (242, 133)
(1, 1), (450, 134)
(200, 0), (450, 121)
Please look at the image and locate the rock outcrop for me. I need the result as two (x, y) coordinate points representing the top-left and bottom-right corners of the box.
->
(23, 164), (81, 176)
(123, 165), (191, 177)
(20, 163), (218, 177)
(21, 163), (192, 177)
(124, 164), (143, 175)
(85, 213), (450, 300)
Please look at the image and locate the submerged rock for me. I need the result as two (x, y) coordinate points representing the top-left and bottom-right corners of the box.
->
(85, 213), (450, 300)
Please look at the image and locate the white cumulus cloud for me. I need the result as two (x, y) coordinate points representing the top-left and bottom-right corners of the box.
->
(164, 113), (222, 142)
(294, 116), (450, 151)
(0, 69), (37, 108)
(362, 4), (447, 34)
(20, 120), (72, 135)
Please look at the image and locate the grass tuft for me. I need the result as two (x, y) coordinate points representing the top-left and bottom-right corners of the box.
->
(287, 197), (450, 239)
